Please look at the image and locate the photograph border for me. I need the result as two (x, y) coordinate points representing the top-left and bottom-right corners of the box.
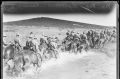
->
(1, 1), (119, 79)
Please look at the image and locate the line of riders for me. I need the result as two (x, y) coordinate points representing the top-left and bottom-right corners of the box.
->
(3, 28), (116, 74)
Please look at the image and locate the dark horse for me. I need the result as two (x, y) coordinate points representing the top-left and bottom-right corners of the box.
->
(39, 38), (47, 51)
(22, 49), (42, 71)
(23, 41), (36, 52)
(4, 44), (26, 74)
(4, 44), (15, 64)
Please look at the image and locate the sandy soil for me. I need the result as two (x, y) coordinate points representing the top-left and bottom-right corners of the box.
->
(3, 26), (117, 79)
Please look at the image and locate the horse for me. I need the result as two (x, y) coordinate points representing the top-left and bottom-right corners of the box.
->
(99, 37), (106, 48)
(86, 34), (94, 48)
(93, 36), (101, 49)
(3, 44), (25, 75)
(42, 48), (58, 60)
(23, 41), (36, 52)
(3, 44), (15, 67)
(22, 49), (42, 71)
(38, 38), (48, 57)
(12, 52), (25, 75)
(61, 39), (69, 52)
(109, 33), (116, 42)
(42, 41), (58, 60)
(64, 40), (72, 52)
(70, 41), (77, 54)
(76, 42), (83, 53)
(39, 38), (47, 50)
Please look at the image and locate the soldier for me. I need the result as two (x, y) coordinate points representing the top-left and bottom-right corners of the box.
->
(100, 31), (105, 39)
(41, 32), (47, 42)
(3, 35), (8, 47)
(47, 37), (55, 50)
(32, 35), (40, 53)
(86, 30), (91, 40)
(83, 32), (87, 40)
(86, 30), (94, 47)
(25, 35), (33, 49)
(14, 33), (22, 52)
(29, 32), (34, 40)
(90, 30), (94, 38)
(69, 31), (74, 40)
(80, 32), (87, 44)
(55, 36), (59, 43)
(66, 30), (70, 36)
(110, 30), (116, 41)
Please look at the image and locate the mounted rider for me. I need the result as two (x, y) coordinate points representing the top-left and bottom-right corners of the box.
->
(80, 32), (87, 44)
(83, 32), (87, 39)
(41, 32), (48, 42)
(100, 31), (105, 39)
(46, 37), (55, 51)
(30, 32), (34, 39)
(25, 32), (34, 50)
(13, 33), (22, 52)
(73, 32), (80, 41)
(70, 30), (74, 40)
(3, 35), (8, 47)
(87, 30), (94, 48)
(32, 35), (40, 53)
(110, 30), (116, 41)
(66, 30), (70, 36)
(65, 30), (71, 41)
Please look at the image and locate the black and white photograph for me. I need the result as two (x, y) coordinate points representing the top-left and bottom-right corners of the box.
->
(1, 1), (118, 79)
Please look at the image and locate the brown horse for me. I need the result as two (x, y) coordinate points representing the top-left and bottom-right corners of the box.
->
(3, 44), (25, 75)
(42, 48), (58, 60)
(4, 44), (15, 66)
(22, 50), (42, 71)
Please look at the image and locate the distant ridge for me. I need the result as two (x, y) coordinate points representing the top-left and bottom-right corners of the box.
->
(3, 17), (113, 29)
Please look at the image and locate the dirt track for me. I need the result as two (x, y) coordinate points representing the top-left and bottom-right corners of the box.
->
(3, 42), (116, 79)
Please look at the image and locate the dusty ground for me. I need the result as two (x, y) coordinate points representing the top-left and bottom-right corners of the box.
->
(3, 26), (117, 79)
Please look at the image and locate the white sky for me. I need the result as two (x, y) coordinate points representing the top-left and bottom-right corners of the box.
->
(3, 5), (117, 26)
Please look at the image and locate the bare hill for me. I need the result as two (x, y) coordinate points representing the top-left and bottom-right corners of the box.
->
(3, 17), (113, 29)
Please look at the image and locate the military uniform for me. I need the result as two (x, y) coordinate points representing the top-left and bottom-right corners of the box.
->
(14, 33), (22, 51)
(29, 32), (34, 40)
(47, 40), (55, 50)
(3, 35), (8, 47)
(32, 35), (40, 53)
(25, 32), (34, 49)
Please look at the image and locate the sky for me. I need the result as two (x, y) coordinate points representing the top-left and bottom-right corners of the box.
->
(3, 3), (117, 26)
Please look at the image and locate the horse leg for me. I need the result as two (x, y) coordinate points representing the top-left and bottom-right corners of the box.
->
(42, 50), (47, 60)
(73, 46), (76, 54)
(55, 50), (59, 59)
(35, 60), (41, 72)
(78, 47), (81, 53)
(4, 59), (10, 68)
(4, 59), (8, 66)
(36, 54), (42, 68)
(74, 48), (77, 54)
(79, 46), (82, 53)
(35, 64), (38, 71)
(85, 45), (88, 52)
(52, 50), (57, 59)
(21, 56), (27, 72)
(101, 42), (104, 48)
(99, 41), (102, 48)
(94, 42), (97, 49)
(7, 63), (11, 70)
(98, 40), (102, 48)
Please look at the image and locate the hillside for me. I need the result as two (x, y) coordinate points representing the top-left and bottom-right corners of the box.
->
(3, 17), (112, 29)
